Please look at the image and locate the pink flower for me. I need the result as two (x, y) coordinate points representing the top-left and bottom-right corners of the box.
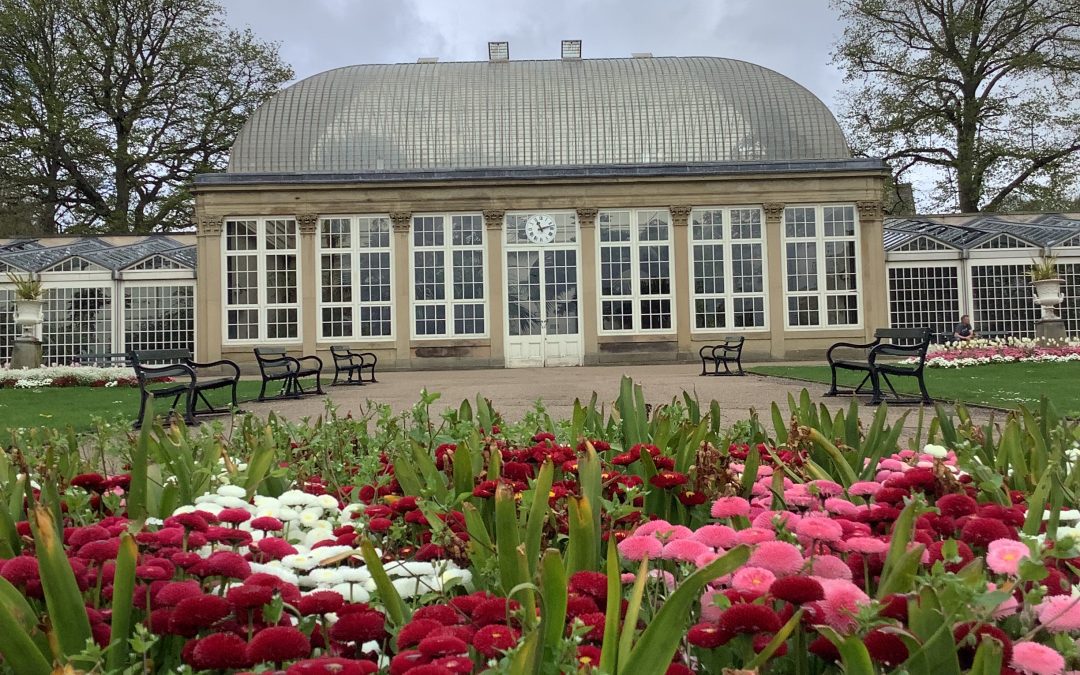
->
(783, 486), (816, 508)
(811, 555), (853, 581)
(809, 480), (844, 496)
(748, 541), (805, 576)
(690, 524), (738, 549)
(844, 537), (889, 555)
(731, 566), (775, 595)
(710, 497), (751, 519)
(648, 569), (676, 589)
(618, 536), (662, 561)
(986, 539), (1031, 576)
(1011, 641), (1065, 675)
(695, 551), (721, 568)
(823, 498), (861, 518)
(1035, 596), (1080, 632)
(700, 590), (724, 622)
(634, 520), (692, 540)
(796, 517), (844, 543)
(661, 538), (710, 563)
(817, 578), (869, 634)
(734, 527), (776, 546)
(752, 510), (801, 531)
(987, 583), (1020, 619)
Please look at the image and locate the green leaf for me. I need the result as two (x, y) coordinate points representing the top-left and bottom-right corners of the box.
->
(539, 549), (568, 659)
(745, 609), (804, 670)
(508, 628), (541, 675)
(0, 595), (50, 675)
(771, 402), (788, 444)
(967, 631), (1004, 675)
(452, 445), (475, 498)
(0, 577), (49, 665)
(105, 534), (138, 673)
(496, 483), (526, 595)
(807, 428), (857, 486)
(243, 425), (277, 500)
(525, 461), (554, 578)
(30, 505), (91, 660)
(360, 538), (407, 626)
(617, 556), (650, 667)
(599, 538), (621, 674)
(739, 445), (760, 499)
(462, 503), (494, 569)
(565, 496), (597, 576)
(818, 627), (875, 675)
(624, 545), (750, 673)
(878, 498), (921, 597)
(126, 420), (150, 523)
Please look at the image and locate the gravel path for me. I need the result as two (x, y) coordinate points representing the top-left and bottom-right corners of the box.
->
(239, 364), (1000, 433)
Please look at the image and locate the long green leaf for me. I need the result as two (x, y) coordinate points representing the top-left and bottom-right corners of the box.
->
(127, 413), (151, 523)
(30, 505), (91, 660)
(818, 627), (875, 675)
(508, 628), (541, 675)
(525, 461), (554, 578)
(599, 538), (621, 674)
(617, 556), (650, 667)
(496, 483), (526, 595)
(539, 549), (568, 659)
(462, 503), (494, 569)
(624, 546), (750, 672)
(565, 496), (597, 575)
(243, 426), (277, 500)
(967, 633), (1003, 675)
(807, 428), (858, 485)
(360, 538), (407, 626)
(105, 534), (138, 673)
(0, 602), (50, 674)
(0, 577), (49, 664)
(878, 498), (920, 595)
(452, 445), (475, 498)
(744, 609), (803, 670)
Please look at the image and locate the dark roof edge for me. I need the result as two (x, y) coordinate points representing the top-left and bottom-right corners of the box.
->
(196, 159), (888, 187)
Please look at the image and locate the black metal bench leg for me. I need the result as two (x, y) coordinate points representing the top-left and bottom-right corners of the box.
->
(314, 370), (324, 395)
(869, 369), (884, 405)
(258, 379), (268, 402)
(825, 365), (839, 396)
(736, 355), (744, 375)
(917, 372), (931, 404)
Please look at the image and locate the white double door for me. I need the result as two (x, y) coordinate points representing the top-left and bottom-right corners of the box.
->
(504, 247), (583, 368)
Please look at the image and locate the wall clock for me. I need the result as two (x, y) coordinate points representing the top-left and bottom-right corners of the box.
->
(524, 214), (558, 245)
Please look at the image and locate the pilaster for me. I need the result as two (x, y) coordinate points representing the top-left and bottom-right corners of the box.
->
(762, 202), (786, 358)
(196, 214), (224, 362)
(390, 212), (413, 367)
(483, 211), (506, 366)
(670, 206), (693, 356)
(576, 208), (599, 359)
(856, 200), (886, 341)
(297, 213), (319, 355)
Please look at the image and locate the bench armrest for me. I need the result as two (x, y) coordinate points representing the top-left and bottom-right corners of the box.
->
(186, 358), (240, 379)
(258, 355), (300, 374)
(826, 339), (879, 363)
(297, 355), (323, 369)
(699, 345), (716, 359)
(136, 362), (195, 383)
(869, 342), (929, 363)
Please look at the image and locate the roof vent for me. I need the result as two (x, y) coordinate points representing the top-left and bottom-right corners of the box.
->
(417, 57), (438, 64)
(561, 39), (581, 60)
(632, 52), (653, 59)
(488, 41), (509, 62)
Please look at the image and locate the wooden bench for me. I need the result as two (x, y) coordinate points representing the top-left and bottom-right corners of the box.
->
(825, 327), (933, 405)
(75, 351), (133, 368)
(129, 349), (240, 426)
(699, 336), (746, 376)
(253, 348), (324, 401)
(329, 345), (378, 385)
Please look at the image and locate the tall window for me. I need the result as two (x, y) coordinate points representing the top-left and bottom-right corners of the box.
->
(124, 285), (195, 353)
(318, 216), (393, 339)
(224, 218), (298, 341)
(971, 264), (1037, 337)
(887, 266), (960, 338)
(0, 288), (14, 363)
(782, 205), (859, 328)
(598, 209), (673, 333)
(690, 207), (767, 330)
(43, 286), (112, 364)
(411, 214), (486, 337)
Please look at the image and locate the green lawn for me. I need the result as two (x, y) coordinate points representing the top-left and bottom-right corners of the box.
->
(752, 362), (1080, 416)
(0, 379), (317, 433)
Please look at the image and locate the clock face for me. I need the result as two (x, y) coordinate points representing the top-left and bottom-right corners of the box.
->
(524, 214), (558, 245)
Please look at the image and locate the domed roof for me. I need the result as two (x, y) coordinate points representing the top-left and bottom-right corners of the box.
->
(227, 56), (850, 175)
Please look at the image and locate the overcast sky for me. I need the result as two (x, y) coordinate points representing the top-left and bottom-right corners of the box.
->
(218, 0), (848, 111)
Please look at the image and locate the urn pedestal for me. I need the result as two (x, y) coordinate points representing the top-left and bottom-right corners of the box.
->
(12, 299), (44, 369)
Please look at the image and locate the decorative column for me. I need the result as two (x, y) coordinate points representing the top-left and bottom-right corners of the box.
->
(762, 203), (786, 359)
(390, 212), (412, 369)
(196, 214), (224, 363)
(297, 213), (319, 357)
(856, 200), (886, 342)
(669, 206), (693, 357)
(483, 210), (506, 367)
(576, 208), (599, 363)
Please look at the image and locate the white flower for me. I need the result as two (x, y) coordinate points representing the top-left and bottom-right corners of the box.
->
(382, 561), (437, 577)
(303, 527), (335, 548)
(279, 490), (318, 507)
(298, 508), (324, 527)
(923, 444), (948, 459)
(316, 494), (340, 510)
(390, 576), (433, 599)
(331, 582), (371, 603)
(216, 485), (246, 499)
(306, 568), (345, 586)
(249, 561), (300, 586)
(172, 505), (197, 516)
(282, 553), (320, 571)
(215, 496), (250, 509)
(338, 567), (373, 584)
(439, 567), (473, 590)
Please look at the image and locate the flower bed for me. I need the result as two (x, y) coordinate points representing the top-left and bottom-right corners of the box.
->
(0, 365), (139, 388)
(909, 337), (1080, 368)
(0, 380), (1078, 673)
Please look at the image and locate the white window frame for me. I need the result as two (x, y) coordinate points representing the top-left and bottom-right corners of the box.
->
(885, 261), (964, 336)
(316, 215), (396, 342)
(781, 204), (862, 330)
(408, 212), (489, 339)
(118, 280), (197, 354)
(40, 280), (115, 365)
(687, 206), (769, 333)
(221, 217), (302, 344)
(596, 208), (676, 335)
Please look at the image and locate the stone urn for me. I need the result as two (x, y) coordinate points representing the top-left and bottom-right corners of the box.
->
(1033, 278), (1065, 320)
(13, 299), (44, 336)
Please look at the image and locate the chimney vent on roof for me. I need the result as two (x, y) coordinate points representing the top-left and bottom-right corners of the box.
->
(632, 52), (653, 59)
(561, 39), (581, 60)
(417, 57), (438, 64)
(488, 41), (509, 62)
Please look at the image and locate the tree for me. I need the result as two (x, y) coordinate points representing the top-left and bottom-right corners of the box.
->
(0, 0), (292, 233)
(832, 0), (1080, 213)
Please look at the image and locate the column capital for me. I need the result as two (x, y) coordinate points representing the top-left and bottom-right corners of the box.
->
(575, 207), (598, 228)
(389, 211), (412, 233)
(856, 200), (884, 220)
(483, 209), (505, 231)
(669, 205), (693, 227)
(762, 202), (785, 223)
(297, 212), (319, 235)
(196, 214), (223, 237)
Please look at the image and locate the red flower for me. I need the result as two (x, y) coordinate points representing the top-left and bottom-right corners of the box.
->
(1, 556), (39, 587)
(247, 626), (311, 665)
(417, 634), (469, 657)
(472, 480), (499, 499)
(188, 632), (252, 670)
(677, 490), (707, 506)
(169, 512), (211, 531)
(687, 622), (730, 648)
(152, 580), (202, 608)
(666, 663), (694, 675)
(396, 619), (444, 649)
(388, 649), (428, 674)
(649, 471), (689, 489)
(368, 517), (393, 533)
(472, 624), (520, 658)
(568, 571), (608, 603)
(298, 591), (345, 616)
(574, 612), (605, 642)
(936, 493), (978, 518)
(250, 516), (284, 531)
(196, 551), (251, 579)
(431, 654), (475, 673)
(770, 576), (824, 605)
(471, 597), (520, 627)
(329, 610), (388, 644)
(257, 537), (298, 560)
(412, 604), (462, 626)
(286, 658), (378, 675)
(717, 604), (782, 635)
(218, 508), (252, 524)
(565, 594), (600, 620)
(879, 594), (909, 622)
(226, 584), (274, 611)
(954, 623), (1012, 669)
(70, 473), (107, 492)
(959, 517), (1013, 548)
(169, 595), (231, 636)
(926, 540), (975, 573)
(864, 629), (908, 666)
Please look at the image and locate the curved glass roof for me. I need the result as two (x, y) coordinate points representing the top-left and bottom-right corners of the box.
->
(0, 236), (194, 273)
(227, 56), (851, 175)
(884, 213), (1080, 251)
